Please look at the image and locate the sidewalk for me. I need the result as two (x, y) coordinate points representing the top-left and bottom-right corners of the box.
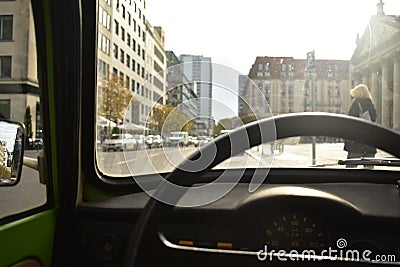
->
(245, 143), (392, 168)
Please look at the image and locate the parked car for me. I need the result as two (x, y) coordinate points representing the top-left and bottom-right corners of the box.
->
(145, 135), (154, 149)
(133, 134), (146, 150)
(166, 131), (189, 147)
(151, 135), (163, 148)
(101, 134), (136, 152)
(198, 136), (213, 146)
(28, 138), (43, 150)
(190, 136), (199, 147)
(145, 135), (163, 149)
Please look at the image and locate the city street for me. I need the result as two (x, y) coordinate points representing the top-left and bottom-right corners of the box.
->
(97, 142), (396, 177)
(0, 143), (395, 219)
(97, 146), (262, 177)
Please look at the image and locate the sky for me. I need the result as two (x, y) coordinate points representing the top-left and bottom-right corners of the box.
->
(146, 0), (400, 121)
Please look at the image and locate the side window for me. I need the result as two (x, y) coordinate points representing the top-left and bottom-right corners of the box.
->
(0, 0), (46, 220)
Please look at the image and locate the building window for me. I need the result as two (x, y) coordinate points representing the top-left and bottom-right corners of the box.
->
(137, 63), (140, 75)
(115, 0), (119, 11)
(119, 72), (124, 83)
(141, 67), (145, 78)
(258, 63), (263, 71)
(127, 33), (131, 46)
(98, 33), (110, 55)
(132, 38), (136, 51)
(131, 79), (135, 92)
(0, 56), (11, 78)
(113, 44), (118, 59)
(97, 59), (109, 78)
(120, 27), (125, 41)
(265, 63), (270, 71)
(114, 20), (119, 35)
(122, 4), (125, 18)
(154, 45), (164, 62)
(120, 49), (125, 64)
(142, 49), (145, 60)
(106, 12), (111, 30)
(0, 100), (10, 119)
(126, 54), (130, 68)
(132, 59), (135, 71)
(128, 12), (131, 25)
(98, 7), (110, 30)
(132, 18), (136, 32)
(0, 15), (13, 41)
(126, 75), (130, 88)
(138, 25), (141, 37)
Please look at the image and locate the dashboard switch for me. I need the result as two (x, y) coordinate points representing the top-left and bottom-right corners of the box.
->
(217, 242), (233, 249)
(178, 240), (194, 246)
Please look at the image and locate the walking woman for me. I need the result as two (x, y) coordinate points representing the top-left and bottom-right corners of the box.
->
(344, 84), (377, 166)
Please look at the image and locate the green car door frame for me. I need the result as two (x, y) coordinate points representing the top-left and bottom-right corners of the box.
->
(0, 0), (83, 266)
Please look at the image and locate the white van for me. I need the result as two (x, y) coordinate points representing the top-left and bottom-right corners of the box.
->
(167, 131), (189, 147)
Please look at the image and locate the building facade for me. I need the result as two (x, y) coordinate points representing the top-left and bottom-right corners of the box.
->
(241, 56), (351, 117)
(0, 0), (40, 138)
(179, 54), (213, 136)
(97, 0), (167, 126)
(165, 51), (198, 127)
(350, 1), (400, 130)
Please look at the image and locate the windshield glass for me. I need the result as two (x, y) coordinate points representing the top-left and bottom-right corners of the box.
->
(95, 0), (400, 177)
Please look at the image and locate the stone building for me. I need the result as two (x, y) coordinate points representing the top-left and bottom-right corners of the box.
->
(242, 56), (351, 117)
(350, 0), (400, 130)
(0, 0), (40, 138)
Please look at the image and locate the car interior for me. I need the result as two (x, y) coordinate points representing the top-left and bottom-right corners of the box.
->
(1, 0), (400, 267)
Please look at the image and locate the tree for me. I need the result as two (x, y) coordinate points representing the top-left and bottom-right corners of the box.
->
(214, 118), (233, 136)
(240, 113), (257, 124)
(24, 106), (33, 139)
(98, 75), (133, 124)
(150, 104), (194, 134)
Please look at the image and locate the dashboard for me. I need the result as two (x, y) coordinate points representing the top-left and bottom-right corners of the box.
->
(74, 169), (400, 266)
(161, 183), (400, 260)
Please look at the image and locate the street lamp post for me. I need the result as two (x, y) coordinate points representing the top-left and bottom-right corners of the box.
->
(311, 69), (317, 165)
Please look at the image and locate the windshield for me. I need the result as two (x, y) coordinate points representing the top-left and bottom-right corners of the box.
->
(95, 0), (400, 177)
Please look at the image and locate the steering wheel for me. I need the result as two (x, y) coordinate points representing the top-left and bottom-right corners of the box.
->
(124, 112), (400, 266)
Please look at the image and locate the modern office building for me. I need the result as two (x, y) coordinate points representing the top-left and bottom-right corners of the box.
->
(0, 0), (40, 138)
(351, 1), (400, 130)
(165, 51), (198, 124)
(241, 56), (351, 117)
(179, 54), (213, 136)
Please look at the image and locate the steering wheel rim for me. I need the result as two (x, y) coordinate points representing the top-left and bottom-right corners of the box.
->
(124, 112), (400, 266)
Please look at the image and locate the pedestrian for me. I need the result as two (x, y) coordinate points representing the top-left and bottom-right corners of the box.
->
(344, 84), (377, 168)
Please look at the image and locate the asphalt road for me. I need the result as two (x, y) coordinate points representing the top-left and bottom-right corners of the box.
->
(0, 150), (46, 219)
(97, 146), (262, 177)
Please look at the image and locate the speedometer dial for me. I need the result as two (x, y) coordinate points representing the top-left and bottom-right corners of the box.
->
(264, 213), (329, 252)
